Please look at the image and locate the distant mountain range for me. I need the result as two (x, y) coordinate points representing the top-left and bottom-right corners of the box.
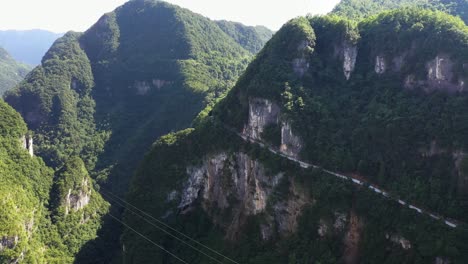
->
(0, 29), (63, 65)
(0, 46), (30, 95)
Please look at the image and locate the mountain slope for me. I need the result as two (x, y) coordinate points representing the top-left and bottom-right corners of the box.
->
(124, 9), (468, 263)
(0, 47), (30, 95)
(5, 0), (255, 196)
(0, 100), (108, 263)
(0, 30), (63, 65)
(216, 20), (274, 53)
(332, 0), (468, 23)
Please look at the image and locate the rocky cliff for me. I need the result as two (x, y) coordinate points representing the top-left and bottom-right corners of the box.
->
(124, 9), (468, 264)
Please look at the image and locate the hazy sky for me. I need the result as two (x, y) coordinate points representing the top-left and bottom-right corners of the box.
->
(0, 0), (341, 33)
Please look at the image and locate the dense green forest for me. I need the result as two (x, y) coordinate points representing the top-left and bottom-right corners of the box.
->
(3, 0), (269, 262)
(4, 0), (468, 263)
(5, 0), (256, 195)
(332, 0), (468, 23)
(124, 9), (468, 264)
(0, 47), (30, 95)
(216, 20), (274, 53)
(0, 100), (108, 263)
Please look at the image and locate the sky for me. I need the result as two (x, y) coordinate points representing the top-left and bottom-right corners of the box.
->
(0, 0), (341, 33)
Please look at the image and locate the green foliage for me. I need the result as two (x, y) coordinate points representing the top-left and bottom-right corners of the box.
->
(215, 17), (316, 129)
(0, 47), (30, 95)
(216, 20), (274, 53)
(125, 9), (468, 263)
(332, 0), (468, 24)
(50, 156), (109, 256)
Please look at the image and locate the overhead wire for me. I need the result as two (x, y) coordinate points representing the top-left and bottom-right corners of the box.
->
(107, 213), (189, 264)
(100, 187), (240, 264)
(101, 191), (226, 264)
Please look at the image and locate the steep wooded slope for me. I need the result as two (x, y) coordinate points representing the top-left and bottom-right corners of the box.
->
(0, 100), (108, 263)
(5, 0), (254, 194)
(0, 47), (30, 95)
(333, 0), (468, 23)
(125, 9), (468, 264)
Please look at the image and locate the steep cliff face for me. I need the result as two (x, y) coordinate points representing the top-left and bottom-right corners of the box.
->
(125, 10), (468, 264)
(177, 152), (309, 239)
(243, 98), (280, 140)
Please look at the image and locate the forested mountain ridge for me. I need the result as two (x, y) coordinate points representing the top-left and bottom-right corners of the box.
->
(5, 0), (258, 195)
(124, 9), (468, 263)
(216, 20), (274, 53)
(332, 0), (468, 23)
(0, 47), (30, 95)
(0, 100), (108, 263)
(0, 29), (63, 65)
(3, 0), (267, 262)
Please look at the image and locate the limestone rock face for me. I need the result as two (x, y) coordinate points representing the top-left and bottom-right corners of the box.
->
(435, 257), (451, 264)
(453, 151), (468, 193)
(292, 40), (311, 77)
(134, 81), (151, 95)
(280, 121), (303, 158)
(406, 54), (466, 93)
(427, 55), (454, 82)
(375, 55), (386, 74)
(179, 152), (308, 239)
(343, 211), (363, 264)
(65, 178), (91, 215)
(179, 153), (282, 214)
(243, 98), (280, 140)
(20, 135), (33, 156)
(342, 42), (358, 80)
(386, 234), (412, 250)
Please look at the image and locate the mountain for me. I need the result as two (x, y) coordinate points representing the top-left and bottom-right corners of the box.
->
(3, 1), (268, 261)
(124, 9), (468, 263)
(216, 20), (274, 53)
(0, 29), (63, 65)
(0, 47), (30, 95)
(0, 99), (108, 263)
(4, 0), (260, 196)
(332, 0), (468, 23)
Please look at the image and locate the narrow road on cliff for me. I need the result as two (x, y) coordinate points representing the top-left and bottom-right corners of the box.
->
(224, 125), (463, 229)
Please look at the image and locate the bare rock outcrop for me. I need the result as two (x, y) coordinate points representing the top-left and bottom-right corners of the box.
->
(405, 54), (466, 93)
(280, 121), (303, 159)
(375, 55), (386, 74)
(243, 98), (280, 140)
(178, 152), (309, 240)
(65, 178), (91, 215)
(386, 233), (412, 250)
(335, 41), (357, 80)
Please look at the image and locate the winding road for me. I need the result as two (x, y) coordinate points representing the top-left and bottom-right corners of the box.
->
(229, 127), (462, 229)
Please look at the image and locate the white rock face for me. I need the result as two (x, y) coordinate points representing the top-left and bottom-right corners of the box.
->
(280, 121), (302, 158)
(179, 152), (309, 239)
(428, 55), (453, 82)
(179, 153), (281, 214)
(65, 178), (91, 215)
(21, 135), (33, 157)
(243, 98), (280, 140)
(292, 58), (309, 77)
(435, 257), (450, 264)
(134, 81), (151, 95)
(375, 55), (386, 74)
(343, 42), (358, 80)
(152, 79), (170, 89)
(386, 234), (412, 250)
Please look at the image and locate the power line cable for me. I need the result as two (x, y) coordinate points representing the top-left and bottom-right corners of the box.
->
(100, 188), (240, 264)
(101, 191), (226, 264)
(107, 213), (189, 264)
